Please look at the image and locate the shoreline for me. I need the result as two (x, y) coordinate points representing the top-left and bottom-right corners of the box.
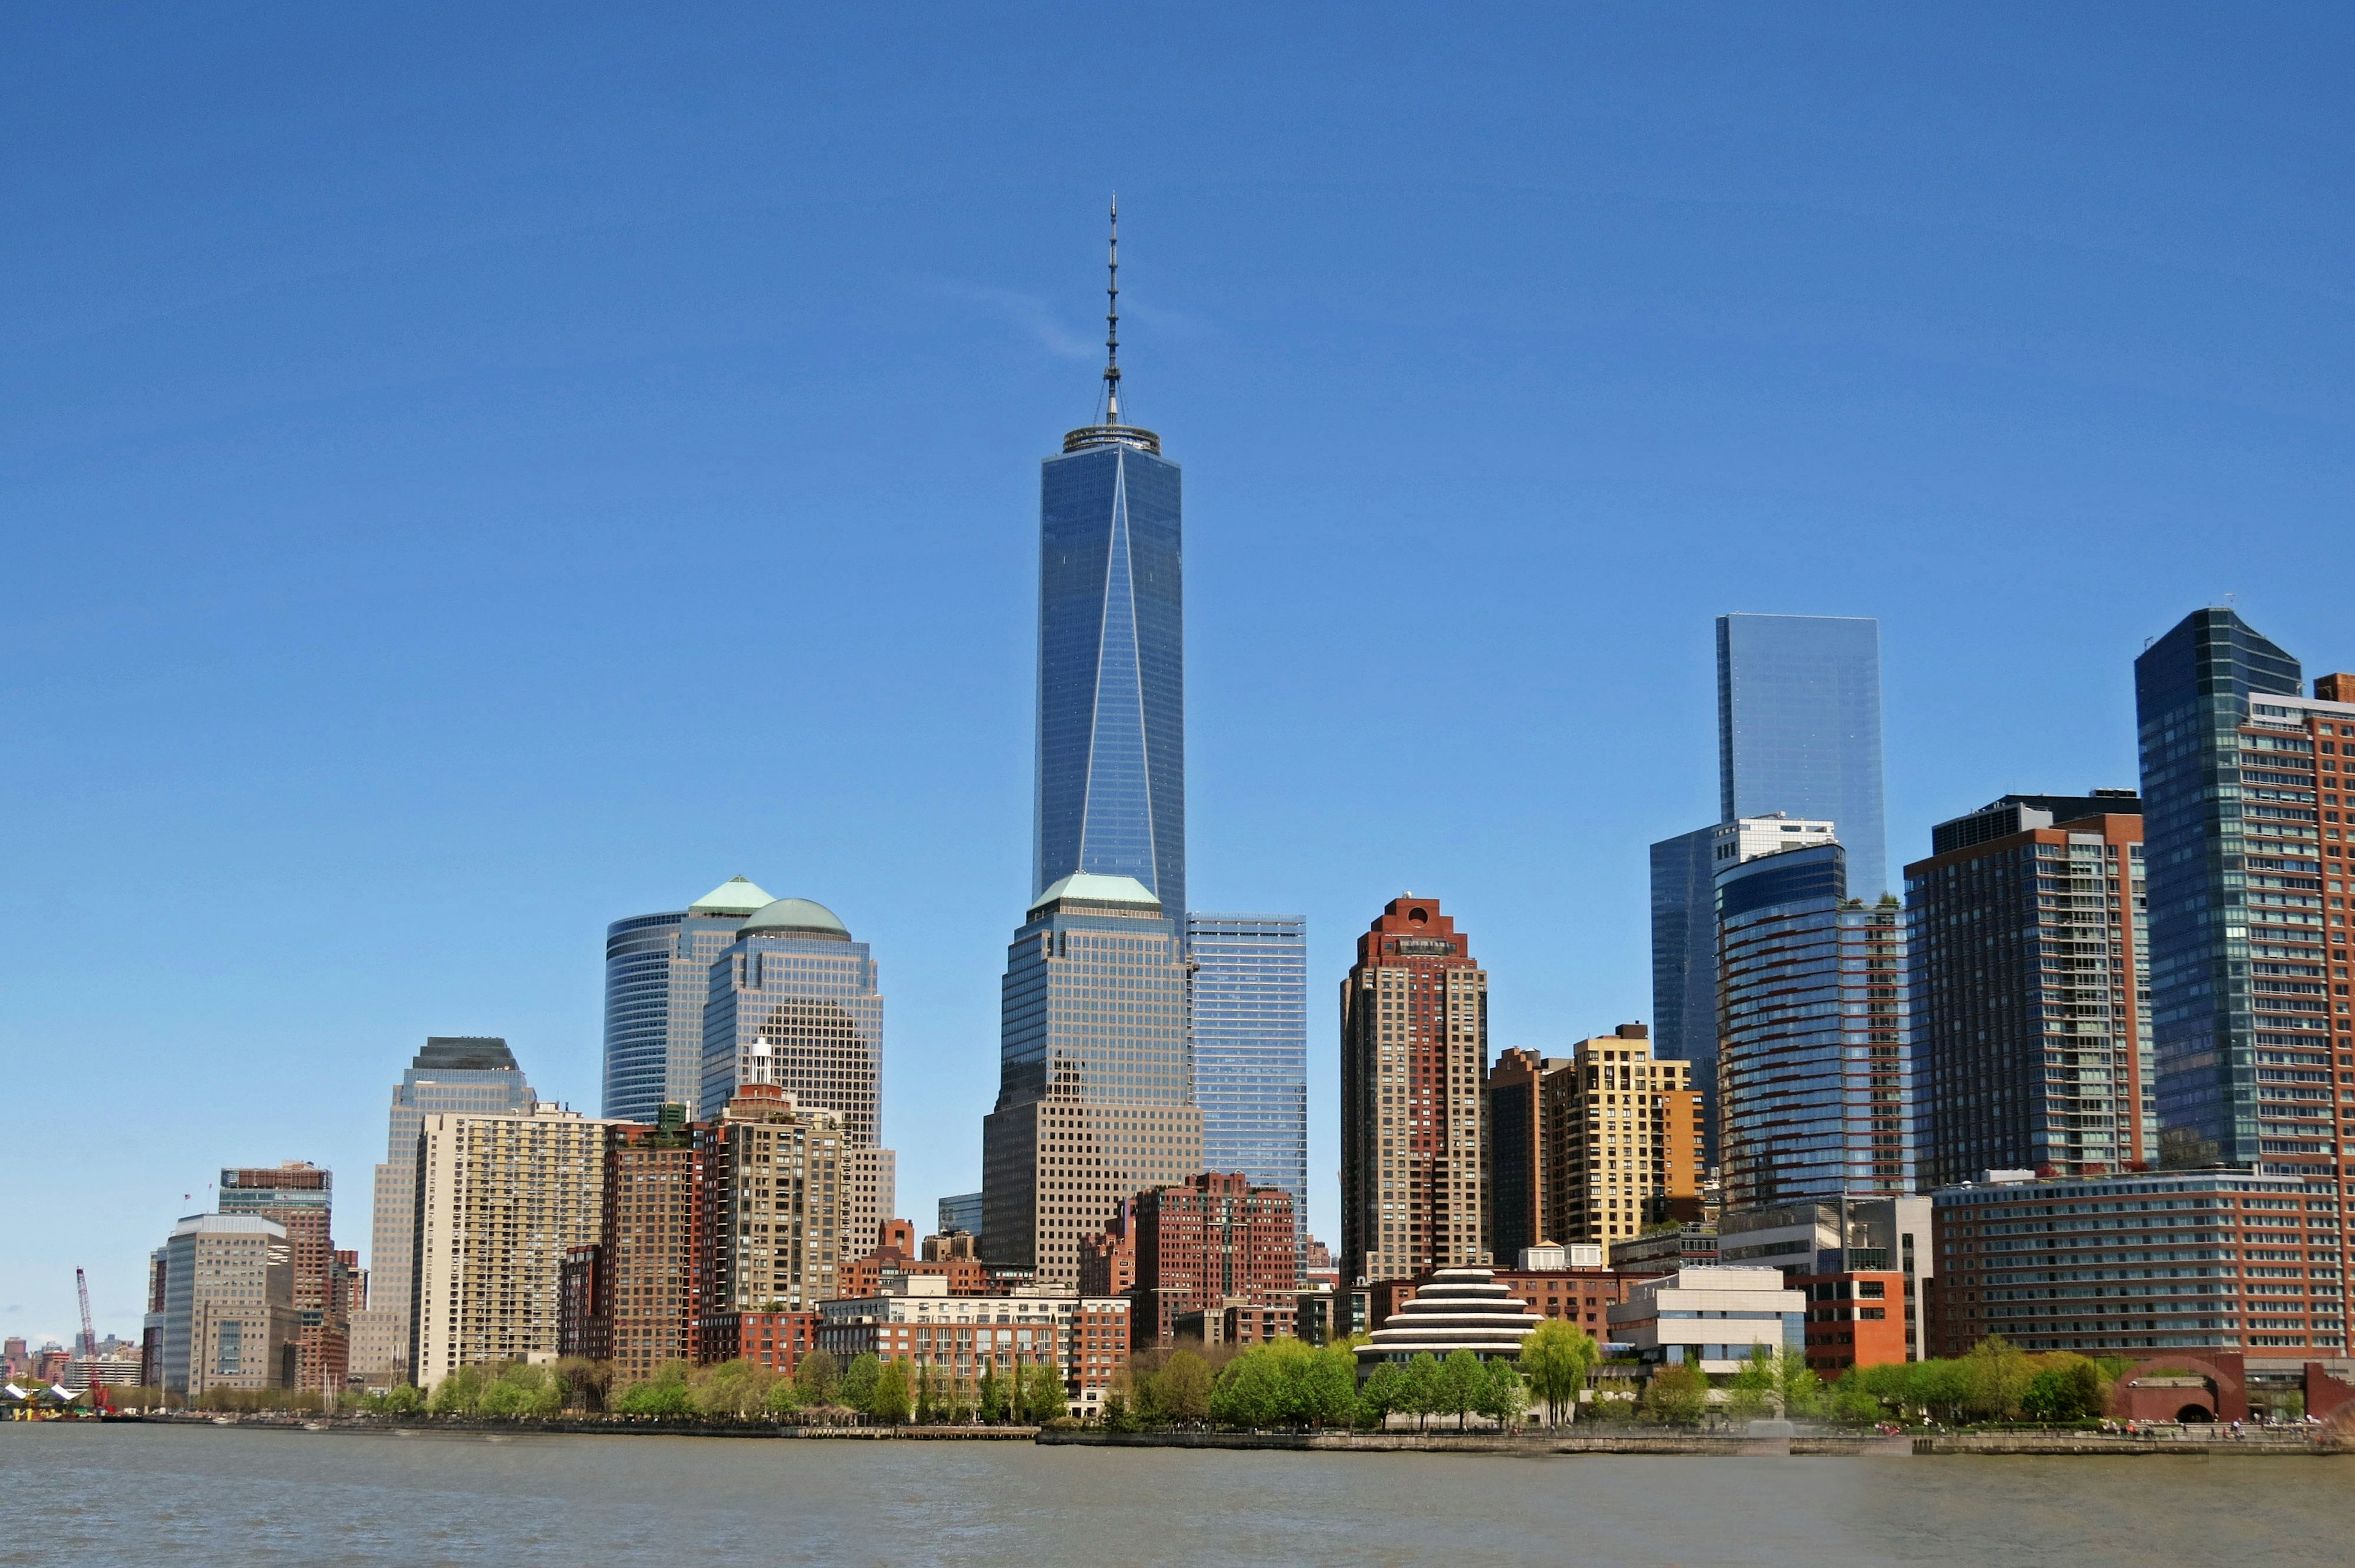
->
(67, 1414), (2348, 1455)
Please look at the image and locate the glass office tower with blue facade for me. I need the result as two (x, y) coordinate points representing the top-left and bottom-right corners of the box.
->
(603, 875), (774, 1122)
(1187, 913), (1308, 1250)
(2134, 607), (2304, 1166)
(1035, 424), (1185, 920)
(1717, 613), (1890, 898)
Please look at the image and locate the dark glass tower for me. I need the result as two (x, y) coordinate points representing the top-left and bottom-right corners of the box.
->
(1717, 613), (1890, 897)
(1033, 202), (1185, 919)
(2134, 608), (2303, 1166)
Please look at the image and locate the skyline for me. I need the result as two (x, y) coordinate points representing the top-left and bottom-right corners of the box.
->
(10, 6), (2355, 1345)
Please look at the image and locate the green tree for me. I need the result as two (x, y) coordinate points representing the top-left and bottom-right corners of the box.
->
(977, 1367), (1007, 1423)
(1589, 1375), (1641, 1422)
(2019, 1357), (2105, 1423)
(765, 1377), (805, 1418)
(615, 1363), (694, 1418)
(429, 1364), (488, 1417)
(1401, 1352), (1442, 1432)
(1778, 1350), (1825, 1421)
(1437, 1350), (1487, 1430)
(838, 1353), (882, 1417)
(1158, 1349), (1213, 1426)
(1298, 1344), (1360, 1430)
(1725, 1348), (1776, 1422)
(1476, 1360), (1528, 1428)
(1103, 1391), (1140, 1431)
(916, 1363), (946, 1425)
(1518, 1320), (1597, 1426)
(1019, 1361), (1067, 1424)
(1902, 1357), (1974, 1425)
(480, 1363), (562, 1420)
(794, 1349), (841, 1407)
(1211, 1345), (1287, 1429)
(1828, 1367), (1883, 1426)
(1962, 1336), (2033, 1423)
(551, 1357), (610, 1414)
(376, 1383), (423, 1415)
(691, 1359), (775, 1418)
(869, 1358), (914, 1425)
(1637, 1363), (1706, 1427)
(1358, 1362), (1405, 1429)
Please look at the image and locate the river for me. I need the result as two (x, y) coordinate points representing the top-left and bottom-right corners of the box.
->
(2, 1423), (2345, 1566)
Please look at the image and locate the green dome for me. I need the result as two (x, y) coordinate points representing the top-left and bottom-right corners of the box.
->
(1028, 873), (1162, 913)
(689, 875), (775, 916)
(742, 897), (851, 940)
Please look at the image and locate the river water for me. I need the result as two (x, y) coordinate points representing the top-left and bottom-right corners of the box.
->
(3, 1424), (2346, 1566)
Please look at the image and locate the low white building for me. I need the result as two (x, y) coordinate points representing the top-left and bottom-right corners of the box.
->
(1604, 1266), (1803, 1373)
(816, 1276), (1132, 1416)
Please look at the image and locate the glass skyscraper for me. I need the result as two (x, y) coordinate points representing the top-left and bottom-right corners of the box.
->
(1034, 424), (1185, 921)
(700, 897), (884, 1150)
(2134, 608), (2307, 1166)
(1186, 913), (1308, 1248)
(1717, 613), (1889, 898)
(603, 875), (773, 1122)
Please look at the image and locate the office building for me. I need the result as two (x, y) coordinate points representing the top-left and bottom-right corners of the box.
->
(1339, 895), (1490, 1287)
(1185, 914), (1308, 1255)
(842, 1148), (896, 1271)
(1930, 1166), (2346, 1355)
(700, 897), (884, 1153)
(1651, 815), (1837, 1166)
(1486, 1025), (1703, 1258)
(352, 1036), (535, 1386)
(981, 873), (1201, 1287)
(817, 1275), (1133, 1418)
(1717, 613), (1890, 897)
(410, 1105), (613, 1389)
(157, 1214), (299, 1398)
(1717, 842), (1914, 1209)
(1129, 1172), (1298, 1348)
(1033, 208), (1185, 921)
(1607, 1266), (1806, 1374)
(694, 1083), (849, 1342)
(1905, 794), (2153, 1188)
(604, 875), (774, 1122)
(938, 1191), (984, 1239)
(2135, 610), (2353, 1180)
(1716, 1195), (1933, 1361)
(218, 1161), (345, 1397)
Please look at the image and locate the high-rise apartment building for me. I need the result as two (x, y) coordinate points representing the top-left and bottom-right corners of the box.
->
(2135, 609), (2354, 1184)
(1651, 815), (1837, 1166)
(694, 1083), (849, 1336)
(1185, 914), (1308, 1251)
(588, 1108), (700, 1383)
(1716, 841), (1915, 1209)
(1717, 613), (1889, 897)
(699, 897), (883, 1150)
(604, 875), (773, 1121)
(1033, 211), (1185, 921)
(1339, 896), (1490, 1287)
(157, 1214), (299, 1398)
(1905, 794), (2153, 1188)
(1128, 1172), (1298, 1348)
(981, 873), (1201, 1287)
(352, 1037), (535, 1386)
(410, 1104), (612, 1389)
(218, 1161), (345, 1397)
(1486, 1026), (1704, 1256)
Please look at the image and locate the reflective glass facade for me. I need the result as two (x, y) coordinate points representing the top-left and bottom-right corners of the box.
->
(604, 908), (761, 1122)
(1716, 844), (1914, 1207)
(1035, 441), (1186, 919)
(1718, 614), (1890, 897)
(1186, 914), (1308, 1249)
(700, 930), (883, 1150)
(1649, 825), (1719, 1161)
(2134, 608), (2306, 1168)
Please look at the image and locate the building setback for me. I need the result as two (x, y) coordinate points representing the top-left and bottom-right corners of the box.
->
(1340, 896), (1491, 1288)
(1930, 1168), (2345, 1356)
(1905, 795), (2153, 1188)
(1186, 914), (1309, 1257)
(410, 1106), (612, 1389)
(1129, 1172), (1298, 1348)
(352, 1037), (535, 1387)
(603, 875), (773, 1122)
(1716, 841), (1915, 1210)
(981, 873), (1201, 1287)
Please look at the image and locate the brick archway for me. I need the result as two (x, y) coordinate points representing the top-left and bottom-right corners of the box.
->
(2113, 1353), (2246, 1423)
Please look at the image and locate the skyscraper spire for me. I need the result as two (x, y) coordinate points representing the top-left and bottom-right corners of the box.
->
(1103, 193), (1122, 426)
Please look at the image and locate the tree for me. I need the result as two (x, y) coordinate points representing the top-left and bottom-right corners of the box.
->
(1103, 1391), (1140, 1432)
(765, 1378), (805, 1418)
(1400, 1353), (1442, 1432)
(1903, 1357), (1974, 1426)
(1438, 1350), (1487, 1430)
(838, 1353), (882, 1417)
(1158, 1350), (1212, 1426)
(615, 1363), (695, 1418)
(917, 1363), (946, 1425)
(1589, 1375), (1641, 1422)
(794, 1349), (841, 1407)
(1725, 1348), (1776, 1422)
(378, 1383), (423, 1415)
(1638, 1363), (1706, 1427)
(978, 1367), (1007, 1423)
(1476, 1360), (1527, 1428)
(551, 1357), (610, 1414)
(1210, 1347), (1284, 1429)
(1963, 1336), (2033, 1423)
(1020, 1361), (1066, 1424)
(429, 1365), (488, 1417)
(1298, 1345), (1360, 1430)
(2020, 1358), (2105, 1423)
(870, 1358), (914, 1425)
(1518, 1321), (1597, 1426)
(691, 1359), (775, 1418)
(480, 1363), (561, 1420)
(1358, 1362), (1406, 1429)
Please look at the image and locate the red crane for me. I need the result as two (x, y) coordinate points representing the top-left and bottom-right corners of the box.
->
(75, 1268), (112, 1413)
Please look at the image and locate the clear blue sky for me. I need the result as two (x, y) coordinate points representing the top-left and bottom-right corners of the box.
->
(7, 4), (2353, 1346)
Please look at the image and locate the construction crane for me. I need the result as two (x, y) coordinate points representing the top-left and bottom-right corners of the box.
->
(74, 1269), (112, 1413)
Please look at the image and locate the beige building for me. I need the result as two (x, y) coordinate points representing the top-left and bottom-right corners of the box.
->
(159, 1213), (302, 1398)
(1544, 1027), (1703, 1248)
(841, 1147), (896, 1271)
(697, 1084), (849, 1316)
(410, 1104), (613, 1389)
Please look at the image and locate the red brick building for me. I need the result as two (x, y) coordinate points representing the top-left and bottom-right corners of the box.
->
(597, 1114), (703, 1379)
(698, 1309), (822, 1375)
(1078, 1197), (1137, 1297)
(1132, 1173), (1298, 1348)
(838, 1220), (999, 1298)
(1793, 1269), (1909, 1373)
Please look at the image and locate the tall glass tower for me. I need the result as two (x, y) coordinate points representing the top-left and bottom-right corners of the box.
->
(1034, 201), (1185, 920)
(1187, 913), (1308, 1249)
(603, 874), (774, 1122)
(1717, 613), (1889, 898)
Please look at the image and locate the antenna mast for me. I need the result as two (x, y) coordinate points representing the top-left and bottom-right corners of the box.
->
(1103, 194), (1122, 426)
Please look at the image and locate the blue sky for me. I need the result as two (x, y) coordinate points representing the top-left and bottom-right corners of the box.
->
(6, 4), (2353, 1345)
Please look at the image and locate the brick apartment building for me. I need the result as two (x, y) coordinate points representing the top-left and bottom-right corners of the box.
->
(1132, 1173), (1298, 1348)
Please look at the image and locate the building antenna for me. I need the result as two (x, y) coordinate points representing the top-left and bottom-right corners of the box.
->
(1103, 194), (1123, 426)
